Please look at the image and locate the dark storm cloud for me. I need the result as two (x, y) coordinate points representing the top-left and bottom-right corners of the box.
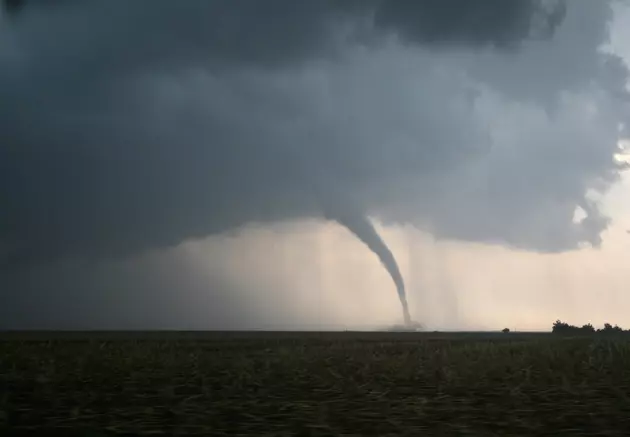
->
(0, 0), (627, 271)
(372, 0), (566, 46)
(2, 0), (565, 70)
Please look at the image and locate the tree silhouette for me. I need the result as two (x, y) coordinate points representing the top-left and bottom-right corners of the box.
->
(552, 320), (628, 335)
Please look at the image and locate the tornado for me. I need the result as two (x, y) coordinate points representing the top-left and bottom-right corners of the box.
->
(332, 211), (411, 325)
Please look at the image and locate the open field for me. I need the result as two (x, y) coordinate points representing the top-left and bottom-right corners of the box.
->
(2, 331), (630, 436)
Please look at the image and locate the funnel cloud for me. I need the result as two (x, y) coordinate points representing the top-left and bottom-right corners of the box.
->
(327, 208), (410, 324)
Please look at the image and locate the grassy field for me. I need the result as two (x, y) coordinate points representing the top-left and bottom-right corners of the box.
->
(1, 331), (630, 436)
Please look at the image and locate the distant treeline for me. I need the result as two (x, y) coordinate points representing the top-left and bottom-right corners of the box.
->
(551, 320), (630, 335)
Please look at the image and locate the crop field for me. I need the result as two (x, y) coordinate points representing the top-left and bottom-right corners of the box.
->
(1, 331), (630, 436)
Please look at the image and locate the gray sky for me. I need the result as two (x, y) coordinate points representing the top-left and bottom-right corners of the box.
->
(1, 0), (629, 330)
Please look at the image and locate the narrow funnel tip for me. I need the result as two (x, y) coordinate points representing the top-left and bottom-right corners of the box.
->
(403, 309), (411, 326)
(401, 298), (411, 326)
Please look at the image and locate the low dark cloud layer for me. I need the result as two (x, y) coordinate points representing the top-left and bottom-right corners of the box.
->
(2, 0), (565, 70)
(0, 0), (628, 270)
